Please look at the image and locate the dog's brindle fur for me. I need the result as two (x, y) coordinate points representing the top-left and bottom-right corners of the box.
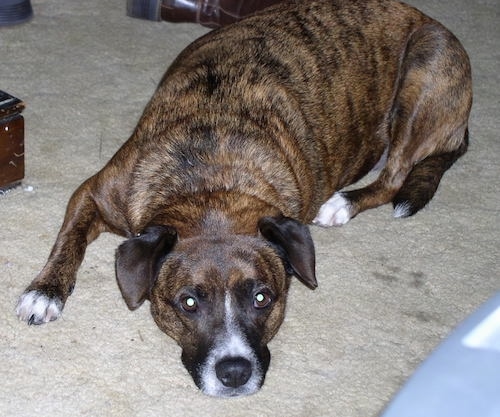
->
(16, 0), (471, 397)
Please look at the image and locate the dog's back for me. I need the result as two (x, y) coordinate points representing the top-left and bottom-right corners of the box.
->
(125, 0), (470, 230)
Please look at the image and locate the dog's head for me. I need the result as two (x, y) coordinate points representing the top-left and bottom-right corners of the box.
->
(115, 215), (316, 397)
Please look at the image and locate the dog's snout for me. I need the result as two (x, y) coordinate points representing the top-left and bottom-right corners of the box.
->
(215, 357), (253, 388)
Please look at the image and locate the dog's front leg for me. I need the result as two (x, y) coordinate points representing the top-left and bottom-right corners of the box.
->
(16, 178), (109, 325)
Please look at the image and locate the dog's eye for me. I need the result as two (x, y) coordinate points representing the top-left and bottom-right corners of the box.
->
(180, 296), (198, 312)
(253, 291), (272, 309)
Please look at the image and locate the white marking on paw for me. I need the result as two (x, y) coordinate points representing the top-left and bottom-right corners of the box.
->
(313, 193), (352, 227)
(16, 290), (63, 325)
(393, 202), (412, 218)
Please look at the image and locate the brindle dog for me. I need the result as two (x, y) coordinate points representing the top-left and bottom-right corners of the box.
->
(16, 0), (472, 397)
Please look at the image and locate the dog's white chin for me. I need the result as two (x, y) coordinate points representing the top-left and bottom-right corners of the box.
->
(198, 333), (264, 397)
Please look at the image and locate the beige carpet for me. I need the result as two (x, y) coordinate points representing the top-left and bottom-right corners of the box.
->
(1, 0), (498, 416)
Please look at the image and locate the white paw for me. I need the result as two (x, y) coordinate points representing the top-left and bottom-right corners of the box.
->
(393, 201), (411, 218)
(16, 290), (63, 325)
(313, 193), (352, 227)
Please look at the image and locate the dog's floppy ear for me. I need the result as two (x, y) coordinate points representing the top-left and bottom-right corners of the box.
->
(115, 225), (177, 310)
(258, 216), (317, 290)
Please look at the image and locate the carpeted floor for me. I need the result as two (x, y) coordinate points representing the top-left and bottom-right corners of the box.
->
(0, 0), (498, 416)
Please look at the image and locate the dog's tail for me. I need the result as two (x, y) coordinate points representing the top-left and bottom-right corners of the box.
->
(392, 128), (469, 218)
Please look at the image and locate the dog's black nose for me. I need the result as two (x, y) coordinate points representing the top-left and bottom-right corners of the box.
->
(215, 357), (252, 388)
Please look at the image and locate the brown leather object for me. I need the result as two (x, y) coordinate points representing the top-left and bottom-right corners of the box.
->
(0, 91), (25, 189)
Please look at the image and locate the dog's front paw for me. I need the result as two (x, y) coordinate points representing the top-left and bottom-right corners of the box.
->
(16, 290), (63, 325)
(313, 193), (352, 227)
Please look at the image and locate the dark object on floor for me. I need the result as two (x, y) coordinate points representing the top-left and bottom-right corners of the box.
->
(0, 91), (25, 190)
(127, 0), (283, 28)
(0, 0), (33, 26)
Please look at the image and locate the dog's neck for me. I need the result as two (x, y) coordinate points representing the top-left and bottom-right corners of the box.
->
(150, 192), (281, 238)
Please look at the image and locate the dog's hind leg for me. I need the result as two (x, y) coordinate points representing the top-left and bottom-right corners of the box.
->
(392, 128), (468, 218)
(314, 24), (472, 226)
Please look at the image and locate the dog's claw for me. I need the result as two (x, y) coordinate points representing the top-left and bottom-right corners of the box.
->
(16, 290), (63, 325)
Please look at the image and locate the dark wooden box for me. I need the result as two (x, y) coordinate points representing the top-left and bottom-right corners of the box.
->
(0, 91), (25, 189)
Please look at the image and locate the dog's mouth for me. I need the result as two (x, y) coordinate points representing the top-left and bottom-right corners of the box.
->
(198, 353), (266, 397)
(182, 333), (271, 397)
